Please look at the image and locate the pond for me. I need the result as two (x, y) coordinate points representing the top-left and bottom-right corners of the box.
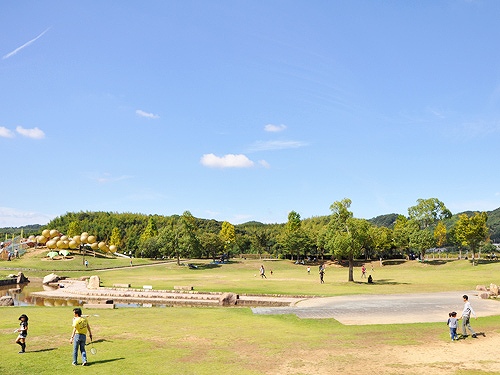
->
(0, 283), (165, 308)
(1, 282), (81, 307)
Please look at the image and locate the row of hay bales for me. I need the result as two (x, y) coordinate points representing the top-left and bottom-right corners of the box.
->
(30, 229), (117, 253)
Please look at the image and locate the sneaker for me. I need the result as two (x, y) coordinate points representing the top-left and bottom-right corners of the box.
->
(472, 334), (477, 338)
(18, 351), (25, 354)
(82, 362), (87, 366)
(72, 363), (77, 366)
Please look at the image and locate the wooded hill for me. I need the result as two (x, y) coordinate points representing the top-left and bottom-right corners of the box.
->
(0, 224), (42, 238)
(1, 206), (499, 257)
(369, 207), (500, 243)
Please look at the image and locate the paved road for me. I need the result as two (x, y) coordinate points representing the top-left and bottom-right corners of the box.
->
(252, 291), (500, 325)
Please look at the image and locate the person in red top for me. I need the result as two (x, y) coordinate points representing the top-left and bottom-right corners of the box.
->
(361, 265), (367, 279)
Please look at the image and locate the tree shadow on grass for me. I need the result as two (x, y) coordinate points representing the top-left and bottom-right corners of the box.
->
(187, 262), (221, 270)
(187, 260), (240, 269)
(469, 259), (495, 266)
(381, 260), (406, 266)
(423, 260), (448, 266)
(423, 259), (496, 266)
(358, 279), (410, 285)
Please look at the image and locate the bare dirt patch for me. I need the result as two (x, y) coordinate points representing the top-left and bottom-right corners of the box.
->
(270, 332), (500, 375)
(21, 247), (50, 258)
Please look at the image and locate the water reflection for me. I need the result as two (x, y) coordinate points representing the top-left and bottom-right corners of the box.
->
(0, 283), (166, 308)
(0, 283), (82, 307)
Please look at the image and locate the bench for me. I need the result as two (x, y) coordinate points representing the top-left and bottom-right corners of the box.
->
(113, 283), (131, 288)
(174, 286), (194, 291)
(143, 285), (153, 290)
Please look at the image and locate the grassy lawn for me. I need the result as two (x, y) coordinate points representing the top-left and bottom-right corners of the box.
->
(94, 257), (500, 296)
(2, 252), (500, 296)
(1, 306), (499, 375)
(1, 253), (500, 374)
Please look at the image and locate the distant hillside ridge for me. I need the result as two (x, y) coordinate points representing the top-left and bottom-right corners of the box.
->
(367, 209), (500, 243)
(0, 224), (42, 237)
(2, 207), (500, 244)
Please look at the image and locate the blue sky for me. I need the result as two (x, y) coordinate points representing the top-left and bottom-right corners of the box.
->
(1, 1), (500, 227)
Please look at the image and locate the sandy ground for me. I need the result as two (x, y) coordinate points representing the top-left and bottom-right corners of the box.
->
(273, 332), (500, 375)
(259, 293), (500, 374)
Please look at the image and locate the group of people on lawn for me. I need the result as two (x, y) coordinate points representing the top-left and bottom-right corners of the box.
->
(11, 292), (481, 366)
(14, 307), (92, 366)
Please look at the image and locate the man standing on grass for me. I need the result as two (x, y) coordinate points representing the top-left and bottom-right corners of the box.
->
(459, 295), (477, 338)
(70, 308), (93, 366)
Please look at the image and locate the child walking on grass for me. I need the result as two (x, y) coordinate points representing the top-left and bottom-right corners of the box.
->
(447, 311), (458, 341)
(15, 314), (28, 353)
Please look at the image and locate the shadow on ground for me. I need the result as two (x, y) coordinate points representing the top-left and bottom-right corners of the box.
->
(87, 339), (110, 345)
(360, 279), (410, 285)
(86, 357), (125, 366)
(29, 347), (58, 353)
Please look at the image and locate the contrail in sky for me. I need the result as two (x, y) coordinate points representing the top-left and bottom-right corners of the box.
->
(3, 27), (50, 59)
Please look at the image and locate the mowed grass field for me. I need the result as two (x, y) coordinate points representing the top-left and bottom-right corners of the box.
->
(5, 249), (500, 296)
(1, 253), (500, 374)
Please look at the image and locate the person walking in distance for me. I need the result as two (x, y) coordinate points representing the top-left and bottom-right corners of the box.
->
(459, 295), (477, 338)
(259, 265), (266, 278)
(319, 265), (325, 284)
(361, 264), (366, 278)
(70, 308), (93, 366)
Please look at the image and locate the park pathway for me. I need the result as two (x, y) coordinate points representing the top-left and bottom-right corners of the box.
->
(252, 291), (500, 325)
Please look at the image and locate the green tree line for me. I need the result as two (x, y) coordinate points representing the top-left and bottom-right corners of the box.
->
(2, 199), (497, 278)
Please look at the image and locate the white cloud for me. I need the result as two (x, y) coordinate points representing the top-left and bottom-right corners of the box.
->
(204, 210), (221, 217)
(258, 160), (271, 168)
(0, 206), (53, 227)
(136, 109), (160, 119)
(248, 140), (308, 151)
(200, 153), (254, 168)
(16, 126), (45, 139)
(231, 214), (253, 224)
(0, 126), (15, 138)
(264, 124), (287, 132)
(3, 27), (50, 60)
